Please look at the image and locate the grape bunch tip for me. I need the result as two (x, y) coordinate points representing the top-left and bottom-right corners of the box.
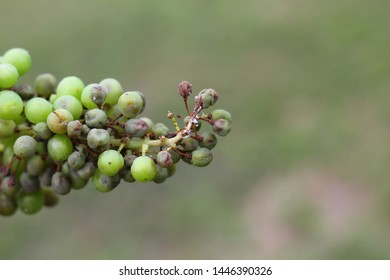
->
(0, 47), (232, 216)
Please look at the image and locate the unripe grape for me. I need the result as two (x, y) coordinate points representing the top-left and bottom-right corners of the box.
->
(152, 123), (169, 137)
(56, 76), (84, 100)
(26, 155), (46, 176)
(67, 151), (86, 170)
(81, 83), (106, 109)
(53, 95), (83, 119)
(51, 172), (71, 195)
(197, 88), (218, 108)
(191, 148), (213, 167)
(98, 150), (124, 176)
(47, 134), (73, 162)
(169, 149), (181, 164)
(0, 119), (16, 139)
(211, 109), (232, 122)
(42, 187), (59, 207)
(85, 109), (107, 128)
(46, 108), (74, 134)
(0, 177), (20, 198)
(117, 91), (144, 118)
(39, 167), (53, 187)
(20, 172), (40, 193)
(2, 48), (32, 75)
(0, 194), (17, 216)
(212, 118), (231, 136)
(124, 154), (137, 167)
(93, 170), (121, 193)
(199, 132), (217, 149)
(125, 118), (149, 137)
(153, 165), (168, 184)
(13, 135), (37, 158)
(99, 78), (123, 106)
(180, 137), (199, 152)
(167, 164), (176, 177)
(25, 97), (53, 124)
(126, 137), (144, 150)
(87, 128), (110, 149)
(140, 117), (154, 133)
(0, 90), (24, 121)
(77, 162), (96, 180)
(14, 84), (35, 100)
(67, 120), (83, 139)
(67, 169), (88, 190)
(33, 122), (53, 140)
(157, 150), (173, 168)
(0, 63), (19, 88)
(121, 167), (136, 183)
(49, 94), (58, 103)
(35, 73), (57, 98)
(17, 190), (44, 215)
(131, 156), (157, 182)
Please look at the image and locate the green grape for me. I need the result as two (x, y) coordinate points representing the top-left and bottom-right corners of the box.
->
(39, 168), (53, 187)
(46, 108), (74, 134)
(199, 132), (217, 149)
(53, 95), (83, 119)
(81, 83), (106, 109)
(0, 194), (17, 216)
(33, 122), (53, 140)
(47, 134), (73, 162)
(212, 118), (231, 136)
(67, 169), (88, 190)
(34, 73), (57, 98)
(20, 172), (40, 193)
(2, 48), (32, 75)
(191, 148), (213, 167)
(1, 177), (20, 198)
(56, 76), (84, 100)
(117, 91), (144, 118)
(0, 119), (16, 139)
(180, 137), (199, 152)
(67, 151), (86, 170)
(14, 84), (35, 100)
(197, 88), (218, 108)
(0, 90), (24, 121)
(152, 123), (169, 137)
(49, 94), (58, 103)
(17, 190), (44, 215)
(140, 117), (154, 133)
(98, 150), (124, 176)
(125, 118), (149, 137)
(167, 164), (176, 177)
(153, 165), (168, 184)
(124, 154), (137, 167)
(211, 109), (232, 122)
(13, 135), (37, 158)
(93, 170), (121, 193)
(157, 150), (173, 168)
(0, 63), (19, 88)
(131, 155), (157, 182)
(99, 78), (123, 106)
(51, 172), (71, 195)
(66, 120), (83, 139)
(26, 155), (46, 176)
(42, 187), (59, 207)
(77, 162), (96, 180)
(87, 128), (110, 149)
(85, 109), (107, 128)
(24, 97), (53, 124)
(126, 137), (144, 150)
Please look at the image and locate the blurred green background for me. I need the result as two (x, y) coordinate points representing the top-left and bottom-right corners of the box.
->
(2, 0), (390, 259)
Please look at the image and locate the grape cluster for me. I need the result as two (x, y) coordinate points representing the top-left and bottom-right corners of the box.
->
(0, 48), (232, 216)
